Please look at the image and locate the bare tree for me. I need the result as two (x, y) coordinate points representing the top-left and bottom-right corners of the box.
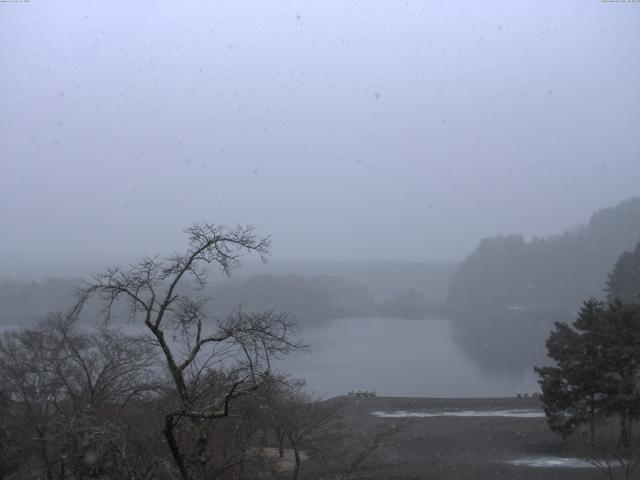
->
(332, 419), (412, 480)
(0, 309), (162, 480)
(42, 312), (157, 413)
(0, 377), (24, 479)
(589, 447), (640, 480)
(47, 313), (159, 479)
(75, 223), (305, 480)
(572, 426), (640, 480)
(257, 380), (411, 480)
(286, 394), (343, 480)
(258, 380), (343, 480)
(0, 323), (66, 479)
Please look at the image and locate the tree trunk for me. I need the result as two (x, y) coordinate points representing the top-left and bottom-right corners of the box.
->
(37, 428), (53, 480)
(589, 396), (596, 447)
(277, 431), (285, 458)
(620, 411), (630, 448)
(196, 426), (208, 467)
(290, 439), (301, 480)
(163, 415), (192, 480)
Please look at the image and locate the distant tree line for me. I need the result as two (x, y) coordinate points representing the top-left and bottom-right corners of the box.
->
(377, 289), (449, 319)
(0, 278), (79, 326)
(206, 274), (371, 324)
(448, 197), (640, 310)
(0, 273), (451, 328)
(447, 198), (640, 378)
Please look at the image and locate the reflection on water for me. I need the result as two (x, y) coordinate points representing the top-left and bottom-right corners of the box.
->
(450, 307), (569, 376)
(274, 317), (538, 398)
(1, 317), (541, 398)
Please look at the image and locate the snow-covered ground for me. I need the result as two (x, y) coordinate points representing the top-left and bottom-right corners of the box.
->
(371, 409), (545, 418)
(507, 456), (595, 468)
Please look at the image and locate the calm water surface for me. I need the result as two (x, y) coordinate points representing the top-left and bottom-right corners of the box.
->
(275, 317), (537, 398)
(1, 318), (538, 398)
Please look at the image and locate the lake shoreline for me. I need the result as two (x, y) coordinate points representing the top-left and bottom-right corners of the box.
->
(334, 395), (604, 480)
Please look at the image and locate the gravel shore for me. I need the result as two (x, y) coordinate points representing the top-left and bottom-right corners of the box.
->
(339, 396), (605, 480)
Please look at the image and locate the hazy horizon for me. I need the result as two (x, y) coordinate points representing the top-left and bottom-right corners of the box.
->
(2, 1), (639, 279)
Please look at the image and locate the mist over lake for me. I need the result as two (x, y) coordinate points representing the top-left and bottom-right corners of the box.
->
(275, 317), (537, 398)
(3, 1), (639, 478)
(0, 315), (538, 398)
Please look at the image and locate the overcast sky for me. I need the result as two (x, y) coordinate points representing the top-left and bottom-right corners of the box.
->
(1, 1), (639, 279)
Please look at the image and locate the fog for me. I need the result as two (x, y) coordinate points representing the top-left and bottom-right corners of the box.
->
(3, 4), (640, 478)
(2, 1), (639, 279)
(1, 0), (640, 398)
(274, 318), (538, 398)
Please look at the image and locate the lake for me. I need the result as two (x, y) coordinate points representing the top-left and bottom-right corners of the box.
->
(274, 317), (538, 398)
(1, 317), (539, 398)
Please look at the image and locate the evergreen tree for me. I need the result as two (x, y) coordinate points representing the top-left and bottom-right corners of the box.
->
(536, 299), (608, 445)
(536, 365), (581, 444)
(606, 241), (640, 304)
(597, 300), (640, 446)
(537, 298), (640, 446)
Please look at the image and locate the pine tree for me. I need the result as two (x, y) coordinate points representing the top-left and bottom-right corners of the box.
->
(536, 365), (581, 444)
(537, 298), (640, 446)
(597, 300), (640, 446)
(606, 241), (640, 304)
(536, 299), (608, 445)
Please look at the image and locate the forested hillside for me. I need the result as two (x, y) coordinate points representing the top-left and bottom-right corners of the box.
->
(233, 260), (457, 303)
(0, 278), (79, 326)
(447, 197), (640, 310)
(0, 274), (370, 326)
(0, 260), (455, 326)
(206, 274), (371, 323)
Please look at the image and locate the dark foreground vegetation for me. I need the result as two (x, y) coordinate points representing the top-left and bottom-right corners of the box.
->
(0, 314), (405, 480)
(0, 223), (406, 480)
(533, 240), (640, 479)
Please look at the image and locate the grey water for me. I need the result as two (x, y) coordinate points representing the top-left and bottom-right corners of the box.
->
(1, 318), (538, 398)
(274, 318), (538, 398)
